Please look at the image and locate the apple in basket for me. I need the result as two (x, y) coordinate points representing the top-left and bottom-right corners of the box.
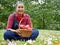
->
(25, 25), (31, 30)
(20, 25), (31, 30)
(20, 25), (25, 29)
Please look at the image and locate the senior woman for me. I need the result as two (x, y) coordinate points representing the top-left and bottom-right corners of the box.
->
(4, 1), (39, 43)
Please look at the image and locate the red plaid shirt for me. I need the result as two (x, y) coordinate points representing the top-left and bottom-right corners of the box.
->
(6, 13), (33, 29)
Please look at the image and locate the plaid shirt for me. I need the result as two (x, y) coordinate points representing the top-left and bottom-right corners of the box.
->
(6, 13), (33, 29)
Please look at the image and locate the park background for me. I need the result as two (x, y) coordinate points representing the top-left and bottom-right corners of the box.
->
(0, 0), (60, 30)
(0, 0), (60, 45)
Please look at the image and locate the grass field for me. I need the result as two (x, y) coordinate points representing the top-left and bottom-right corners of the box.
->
(0, 29), (60, 45)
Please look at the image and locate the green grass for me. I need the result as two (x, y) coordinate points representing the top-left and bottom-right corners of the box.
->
(0, 29), (60, 45)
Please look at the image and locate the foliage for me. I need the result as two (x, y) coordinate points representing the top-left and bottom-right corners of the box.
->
(0, 0), (60, 30)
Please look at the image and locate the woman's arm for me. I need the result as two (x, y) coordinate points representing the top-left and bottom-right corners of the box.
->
(26, 14), (33, 30)
(6, 14), (14, 30)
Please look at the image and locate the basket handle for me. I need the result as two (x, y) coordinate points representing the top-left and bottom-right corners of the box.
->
(19, 18), (24, 29)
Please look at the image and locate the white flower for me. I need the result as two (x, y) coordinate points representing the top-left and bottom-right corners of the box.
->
(24, 43), (27, 45)
(8, 41), (12, 45)
(38, 0), (45, 4)
(24, 40), (33, 45)
(8, 41), (16, 45)
(27, 39), (33, 44)
(47, 37), (52, 45)
(31, 1), (38, 5)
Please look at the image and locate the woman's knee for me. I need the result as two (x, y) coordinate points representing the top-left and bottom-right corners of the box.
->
(4, 30), (12, 36)
(28, 29), (39, 40)
(32, 29), (39, 36)
(4, 30), (15, 40)
(4, 31), (9, 40)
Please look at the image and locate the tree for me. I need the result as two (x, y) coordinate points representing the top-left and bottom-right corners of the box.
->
(0, 0), (60, 30)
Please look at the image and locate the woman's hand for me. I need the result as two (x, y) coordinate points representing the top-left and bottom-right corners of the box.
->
(11, 30), (16, 32)
(11, 29), (22, 33)
(7, 28), (16, 32)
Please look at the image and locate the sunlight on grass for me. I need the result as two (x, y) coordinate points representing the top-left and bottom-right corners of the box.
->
(0, 29), (60, 45)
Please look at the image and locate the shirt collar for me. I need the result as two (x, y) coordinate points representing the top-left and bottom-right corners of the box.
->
(15, 12), (24, 17)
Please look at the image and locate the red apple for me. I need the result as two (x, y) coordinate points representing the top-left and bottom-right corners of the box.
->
(25, 25), (31, 30)
(20, 25), (31, 30)
(20, 25), (25, 29)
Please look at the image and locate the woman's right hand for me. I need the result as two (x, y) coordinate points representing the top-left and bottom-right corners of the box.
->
(11, 30), (16, 32)
(7, 28), (18, 33)
(10, 29), (21, 33)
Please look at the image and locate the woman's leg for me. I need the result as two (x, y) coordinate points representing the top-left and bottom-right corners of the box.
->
(4, 30), (29, 41)
(4, 29), (39, 41)
(4, 30), (22, 40)
(28, 29), (39, 40)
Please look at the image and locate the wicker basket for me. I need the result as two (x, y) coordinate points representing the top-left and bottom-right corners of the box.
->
(18, 29), (32, 37)
(18, 19), (32, 37)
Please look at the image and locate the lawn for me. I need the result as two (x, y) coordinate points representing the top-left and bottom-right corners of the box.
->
(0, 29), (60, 45)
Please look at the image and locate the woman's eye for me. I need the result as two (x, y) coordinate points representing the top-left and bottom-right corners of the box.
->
(18, 6), (20, 8)
(18, 6), (23, 8)
(21, 6), (23, 8)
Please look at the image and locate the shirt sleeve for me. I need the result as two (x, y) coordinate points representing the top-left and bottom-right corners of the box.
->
(6, 14), (14, 30)
(26, 14), (33, 28)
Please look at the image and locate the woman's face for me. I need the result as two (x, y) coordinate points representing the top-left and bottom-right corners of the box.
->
(16, 3), (24, 15)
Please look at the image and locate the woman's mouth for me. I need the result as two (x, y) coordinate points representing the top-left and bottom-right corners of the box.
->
(18, 10), (23, 12)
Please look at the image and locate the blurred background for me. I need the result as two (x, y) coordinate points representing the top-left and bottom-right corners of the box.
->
(0, 0), (60, 30)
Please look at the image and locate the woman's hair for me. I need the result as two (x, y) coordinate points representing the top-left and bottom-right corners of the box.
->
(16, 1), (24, 6)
